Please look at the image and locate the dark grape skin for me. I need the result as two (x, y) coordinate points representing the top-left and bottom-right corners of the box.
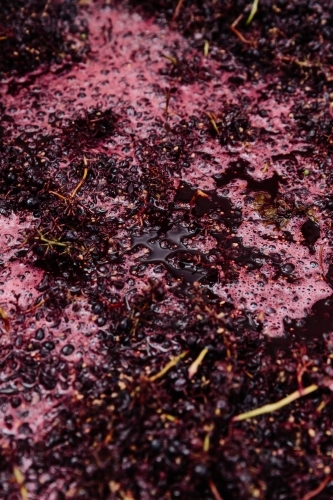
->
(61, 344), (75, 356)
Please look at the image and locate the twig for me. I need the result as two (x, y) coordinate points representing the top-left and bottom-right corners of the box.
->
(319, 243), (327, 280)
(42, 0), (51, 15)
(188, 348), (209, 379)
(246, 0), (260, 25)
(233, 384), (319, 422)
(205, 112), (220, 134)
(49, 162), (88, 206)
(280, 55), (320, 68)
(38, 235), (67, 248)
(164, 88), (171, 117)
(302, 475), (331, 500)
(230, 14), (251, 45)
(71, 165), (88, 198)
(148, 351), (188, 382)
(172, 0), (185, 23)
(49, 190), (67, 201)
(25, 299), (46, 314)
(209, 480), (224, 500)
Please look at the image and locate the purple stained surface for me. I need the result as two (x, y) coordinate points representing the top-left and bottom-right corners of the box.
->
(1, 7), (331, 336)
(1, 2), (333, 499)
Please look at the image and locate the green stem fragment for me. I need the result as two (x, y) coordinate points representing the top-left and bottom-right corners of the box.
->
(38, 235), (67, 247)
(233, 384), (319, 422)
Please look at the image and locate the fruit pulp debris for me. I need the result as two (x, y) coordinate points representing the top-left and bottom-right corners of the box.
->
(1, 1), (333, 499)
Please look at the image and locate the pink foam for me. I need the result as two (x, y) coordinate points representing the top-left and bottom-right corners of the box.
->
(0, 7), (332, 485)
(1, 5), (330, 340)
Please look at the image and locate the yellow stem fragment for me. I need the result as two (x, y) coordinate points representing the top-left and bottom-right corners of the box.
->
(148, 351), (188, 382)
(162, 54), (178, 66)
(204, 40), (209, 57)
(190, 189), (211, 205)
(205, 112), (219, 134)
(0, 307), (10, 332)
(13, 466), (29, 500)
(203, 433), (210, 452)
(188, 348), (209, 379)
(246, 0), (260, 25)
(262, 162), (269, 173)
(203, 424), (214, 452)
(161, 413), (177, 422)
(233, 384), (319, 422)
(121, 491), (135, 500)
